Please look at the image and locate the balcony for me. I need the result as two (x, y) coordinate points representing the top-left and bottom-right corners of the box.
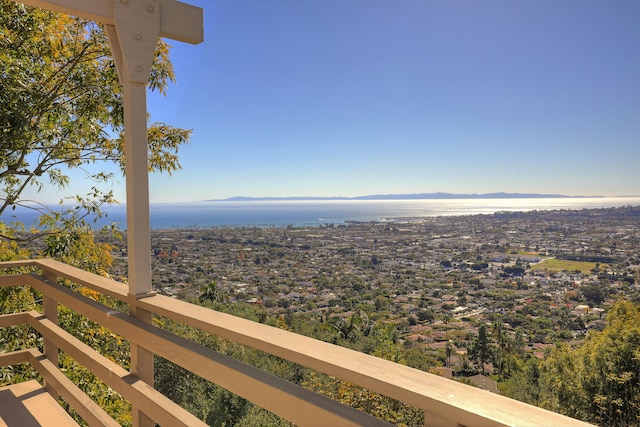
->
(0, 258), (594, 426)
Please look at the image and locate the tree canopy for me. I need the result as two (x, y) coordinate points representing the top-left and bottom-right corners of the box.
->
(524, 299), (640, 426)
(0, 1), (190, 243)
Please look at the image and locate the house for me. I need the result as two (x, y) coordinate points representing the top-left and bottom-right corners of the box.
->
(433, 367), (453, 379)
(468, 374), (500, 394)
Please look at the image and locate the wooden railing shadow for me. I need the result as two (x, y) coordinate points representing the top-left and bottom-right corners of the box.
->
(0, 384), (53, 427)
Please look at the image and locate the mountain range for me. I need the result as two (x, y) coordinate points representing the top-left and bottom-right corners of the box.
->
(208, 192), (598, 202)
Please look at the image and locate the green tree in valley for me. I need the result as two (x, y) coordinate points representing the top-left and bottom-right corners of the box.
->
(199, 281), (219, 303)
(491, 320), (524, 380)
(581, 284), (605, 305)
(502, 358), (542, 407)
(578, 300), (640, 425)
(468, 324), (494, 375)
(327, 310), (375, 343)
(540, 300), (640, 426)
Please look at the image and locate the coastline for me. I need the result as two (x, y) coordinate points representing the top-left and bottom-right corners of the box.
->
(7, 196), (640, 230)
(146, 197), (640, 229)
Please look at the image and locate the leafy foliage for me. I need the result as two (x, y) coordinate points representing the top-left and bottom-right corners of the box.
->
(0, 223), (29, 260)
(302, 372), (423, 426)
(0, 0), (190, 240)
(468, 324), (493, 375)
(503, 300), (640, 427)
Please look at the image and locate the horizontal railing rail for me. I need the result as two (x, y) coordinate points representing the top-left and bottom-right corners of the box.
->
(0, 259), (595, 427)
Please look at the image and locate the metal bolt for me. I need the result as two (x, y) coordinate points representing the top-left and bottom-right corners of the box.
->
(135, 33), (142, 40)
(135, 66), (143, 73)
(147, 5), (155, 13)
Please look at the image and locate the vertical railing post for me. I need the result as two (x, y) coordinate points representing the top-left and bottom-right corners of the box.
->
(123, 77), (155, 427)
(122, 78), (155, 427)
(42, 267), (59, 398)
(128, 297), (155, 427)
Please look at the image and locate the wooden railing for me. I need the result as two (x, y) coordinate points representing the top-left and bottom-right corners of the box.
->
(0, 258), (594, 427)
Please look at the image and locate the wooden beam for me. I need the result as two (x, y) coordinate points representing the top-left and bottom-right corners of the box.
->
(18, 0), (113, 24)
(0, 349), (30, 366)
(0, 274), (26, 288)
(14, 0), (203, 44)
(159, 0), (203, 44)
(22, 258), (129, 300)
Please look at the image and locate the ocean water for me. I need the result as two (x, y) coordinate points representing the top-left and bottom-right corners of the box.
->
(8, 197), (639, 230)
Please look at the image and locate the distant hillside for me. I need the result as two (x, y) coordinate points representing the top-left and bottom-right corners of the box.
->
(208, 192), (594, 202)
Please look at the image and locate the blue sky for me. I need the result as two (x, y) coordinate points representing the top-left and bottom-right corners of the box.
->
(51, 1), (640, 202)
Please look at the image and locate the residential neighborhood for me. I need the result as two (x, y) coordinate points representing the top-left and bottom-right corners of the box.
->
(108, 206), (639, 385)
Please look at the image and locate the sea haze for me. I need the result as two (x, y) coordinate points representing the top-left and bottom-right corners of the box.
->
(9, 196), (638, 230)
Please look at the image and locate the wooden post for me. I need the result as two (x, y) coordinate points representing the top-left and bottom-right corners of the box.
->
(109, 2), (158, 426)
(108, 0), (157, 298)
(119, 62), (156, 427)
